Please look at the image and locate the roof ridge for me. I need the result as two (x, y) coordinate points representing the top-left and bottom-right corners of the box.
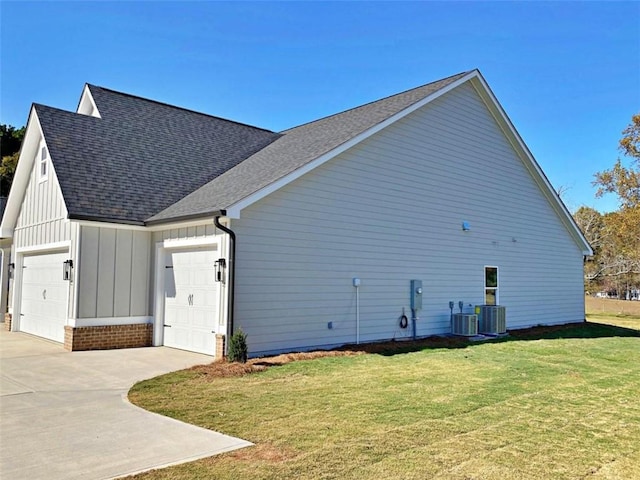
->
(86, 84), (277, 134)
(34, 103), (101, 118)
(281, 70), (472, 133)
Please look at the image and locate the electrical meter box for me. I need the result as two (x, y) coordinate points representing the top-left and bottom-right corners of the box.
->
(410, 279), (423, 311)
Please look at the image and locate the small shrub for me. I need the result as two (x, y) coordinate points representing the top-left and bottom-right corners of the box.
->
(228, 328), (248, 363)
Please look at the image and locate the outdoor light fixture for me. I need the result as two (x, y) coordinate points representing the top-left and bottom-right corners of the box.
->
(214, 258), (226, 283)
(8, 262), (14, 279)
(62, 259), (73, 281)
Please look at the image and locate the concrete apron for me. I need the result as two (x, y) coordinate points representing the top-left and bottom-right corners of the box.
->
(0, 329), (252, 480)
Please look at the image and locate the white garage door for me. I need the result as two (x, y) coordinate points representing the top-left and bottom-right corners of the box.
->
(20, 251), (69, 343)
(164, 247), (219, 355)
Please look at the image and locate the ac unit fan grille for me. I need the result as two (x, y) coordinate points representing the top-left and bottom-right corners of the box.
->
(452, 313), (478, 336)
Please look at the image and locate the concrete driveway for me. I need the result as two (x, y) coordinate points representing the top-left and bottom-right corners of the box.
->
(0, 329), (252, 480)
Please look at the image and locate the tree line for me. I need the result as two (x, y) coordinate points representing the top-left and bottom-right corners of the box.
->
(574, 114), (640, 300)
(1, 124), (25, 197)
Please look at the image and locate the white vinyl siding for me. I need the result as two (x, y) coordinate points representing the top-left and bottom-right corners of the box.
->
(77, 226), (150, 318)
(232, 83), (585, 356)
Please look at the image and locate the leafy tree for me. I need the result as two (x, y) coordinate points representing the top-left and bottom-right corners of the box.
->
(0, 124), (26, 196)
(586, 113), (640, 298)
(619, 113), (640, 159)
(594, 113), (640, 209)
(0, 124), (25, 158)
(574, 206), (606, 289)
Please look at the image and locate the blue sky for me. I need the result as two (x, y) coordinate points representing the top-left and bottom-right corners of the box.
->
(1, 1), (638, 213)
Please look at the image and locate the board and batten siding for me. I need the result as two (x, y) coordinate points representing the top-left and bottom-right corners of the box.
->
(232, 82), (585, 356)
(77, 226), (150, 318)
(11, 147), (77, 316)
(13, 149), (73, 249)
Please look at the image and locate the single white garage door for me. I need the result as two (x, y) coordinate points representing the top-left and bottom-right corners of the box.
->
(164, 247), (219, 355)
(20, 251), (69, 343)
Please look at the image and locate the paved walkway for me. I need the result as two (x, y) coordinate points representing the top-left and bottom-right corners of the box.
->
(0, 328), (252, 480)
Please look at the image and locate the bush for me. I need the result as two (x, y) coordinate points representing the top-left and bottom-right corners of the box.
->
(228, 328), (248, 363)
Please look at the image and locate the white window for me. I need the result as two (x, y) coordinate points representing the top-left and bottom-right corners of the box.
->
(485, 266), (498, 305)
(39, 144), (48, 182)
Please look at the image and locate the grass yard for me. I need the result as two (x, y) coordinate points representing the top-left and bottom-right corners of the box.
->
(128, 315), (640, 480)
(586, 295), (640, 317)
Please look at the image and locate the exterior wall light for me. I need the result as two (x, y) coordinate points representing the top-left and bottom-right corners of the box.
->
(62, 260), (73, 281)
(214, 258), (227, 283)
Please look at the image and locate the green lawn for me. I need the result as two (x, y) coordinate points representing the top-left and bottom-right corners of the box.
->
(129, 317), (640, 480)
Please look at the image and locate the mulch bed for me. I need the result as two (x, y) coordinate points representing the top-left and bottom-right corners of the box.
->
(189, 322), (601, 379)
(189, 333), (489, 378)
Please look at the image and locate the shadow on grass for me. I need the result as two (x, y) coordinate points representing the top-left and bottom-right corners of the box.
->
(335, 321), (640, 357)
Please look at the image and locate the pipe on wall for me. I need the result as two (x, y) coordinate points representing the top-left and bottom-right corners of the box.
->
(353, 277), (361, 344)
(215, 214), (236, 355)
(356, 284), (360, 344)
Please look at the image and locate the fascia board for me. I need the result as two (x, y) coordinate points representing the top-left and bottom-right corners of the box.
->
(224, 70), (480, 219)
(469, 74), (593, 256)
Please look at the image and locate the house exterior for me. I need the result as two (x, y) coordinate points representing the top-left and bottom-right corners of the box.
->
(0, 70), (592, 358)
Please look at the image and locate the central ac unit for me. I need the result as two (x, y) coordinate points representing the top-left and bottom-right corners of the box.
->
(476, 305), (507, 334)
(452, 313), (478, 336)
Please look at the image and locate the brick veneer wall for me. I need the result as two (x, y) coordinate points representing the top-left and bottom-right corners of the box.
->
(4, 313), (11, 331)
(215, 333), (226, 360)
(64, 324), (153, 351)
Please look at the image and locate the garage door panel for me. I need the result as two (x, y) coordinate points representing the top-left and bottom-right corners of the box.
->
(20, 251), (68, 343)
(193, 269), (215, 286)
(192, 308), (214, 328)
(163, 247), (218, 355)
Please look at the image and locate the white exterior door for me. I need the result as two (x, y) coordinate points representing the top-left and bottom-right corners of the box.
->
(163, 247), (218, 355)
(19, 251), (69, 343)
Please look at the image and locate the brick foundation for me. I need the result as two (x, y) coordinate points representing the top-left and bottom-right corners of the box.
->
(215, 333), (226, 360)
(4, 313), (11, 331)
(64, 323), (153, 351)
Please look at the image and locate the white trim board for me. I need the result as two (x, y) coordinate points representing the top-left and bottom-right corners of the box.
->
(16, 241), (72, 254)
(70, 316), (152, 328)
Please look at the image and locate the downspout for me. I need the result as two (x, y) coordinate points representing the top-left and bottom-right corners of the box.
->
(215, 213), (235, 355)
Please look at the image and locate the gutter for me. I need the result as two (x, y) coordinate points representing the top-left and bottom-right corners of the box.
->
(69, 214), (146, 226)
(214, 212), (236, 355)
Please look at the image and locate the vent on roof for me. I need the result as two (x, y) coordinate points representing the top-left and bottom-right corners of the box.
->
(452, 313), (478, 336)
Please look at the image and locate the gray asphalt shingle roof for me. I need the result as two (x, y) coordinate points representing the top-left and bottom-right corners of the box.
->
(40, 73), (469, 224)
(38, 86), (280, 224)
(147, 72), (470, 223)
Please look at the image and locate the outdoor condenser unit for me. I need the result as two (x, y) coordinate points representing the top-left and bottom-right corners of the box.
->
(476, 305), (507, 334)
(452, 313), (478, 336)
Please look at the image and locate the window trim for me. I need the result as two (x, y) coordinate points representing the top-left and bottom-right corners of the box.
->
(38, 142), (49, 183)
(484, 265), (499, 305)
